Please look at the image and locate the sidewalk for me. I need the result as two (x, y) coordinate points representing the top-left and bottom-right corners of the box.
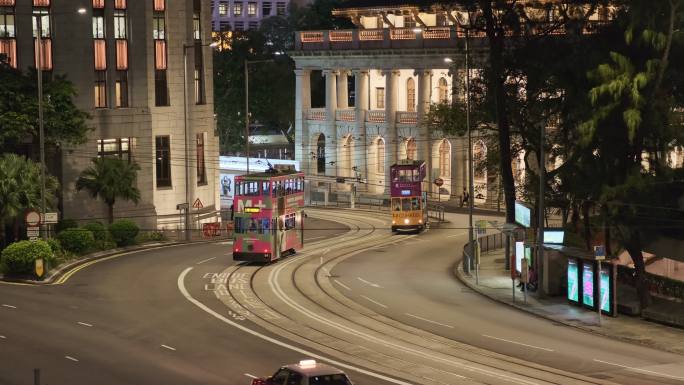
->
(455, 248), (684, 356)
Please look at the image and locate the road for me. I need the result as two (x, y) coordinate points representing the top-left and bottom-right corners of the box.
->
(1, 209), (683, 385)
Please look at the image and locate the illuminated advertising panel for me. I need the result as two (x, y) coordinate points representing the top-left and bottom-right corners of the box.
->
(543, 230), (565, 244)
(515, 241), (524, 273)
(599, 265), (611, 313)
(514, 201), (531, 228)
(582, 262), (595, 307)
(567, 259), (579, 303)
(401, 190), (411, 196)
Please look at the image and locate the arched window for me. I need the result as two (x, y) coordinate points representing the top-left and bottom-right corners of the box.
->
(406, 78), (416, 112)
(316, 133), (326, 174)
(438, 77), (449, 103)
(376, 137), (385, 173)
(439, 139), (450, 177)
(406, 138), (417, 160)
(473, 140), (486, 181)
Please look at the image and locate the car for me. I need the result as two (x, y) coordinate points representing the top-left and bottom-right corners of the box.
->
(251, 360), (354, 385)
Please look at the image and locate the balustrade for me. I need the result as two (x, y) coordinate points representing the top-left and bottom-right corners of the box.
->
(366, 110), (386, 123)
(336, 108), (356, 122)
(307, 108), (327, 121)
(396, 111), (418, 125)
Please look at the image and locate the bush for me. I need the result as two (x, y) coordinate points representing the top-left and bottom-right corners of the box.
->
(55, 219), (78, 234)
(109, 219), (139, 247)
(57, 228), (95, 254)
(47, 238), (62, 254)
(83, 222), (108, 241)
(0, 240), (54, 275)
(94, 239), (117, 251)
(135, 231), (166, 244)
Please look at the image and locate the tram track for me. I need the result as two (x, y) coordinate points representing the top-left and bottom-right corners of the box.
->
(205, 209), (615, 385)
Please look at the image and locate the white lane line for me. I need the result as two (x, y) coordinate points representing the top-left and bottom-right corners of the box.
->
(593, 359), (684, 381)
(217, 241), (233, 245)
(357, 277), (382, 288)
(333, 279), (351, 291)
(307, 236), (327, 241)
(0, 335), (6, 339)
(178, 268), (413, 385)
(2, 304), (16, 309)
(77, 322), (93, 327)
(447, 232), (469, 238)
(360, 295), (388, 309)
(196, 256), (216, 265)
(482, 335), (554, 352)
(65, 356), (79, 362)
(161, 344), (177, 351)
(405, 313), (454, 329)
(244, 373), (259, 379)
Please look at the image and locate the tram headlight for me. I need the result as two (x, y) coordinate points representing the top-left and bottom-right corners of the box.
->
(419, 219), (423, 224)
(404, 218), (409, 225)
(392, 220), (396, 225)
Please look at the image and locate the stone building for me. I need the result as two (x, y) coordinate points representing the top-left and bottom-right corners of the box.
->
(289, 0), (612, 205)
(0, 0), (219, 229)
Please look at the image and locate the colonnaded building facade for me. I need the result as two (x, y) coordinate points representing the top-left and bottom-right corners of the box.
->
(0, 0), (219, 229)
(289, 0), (613, 206)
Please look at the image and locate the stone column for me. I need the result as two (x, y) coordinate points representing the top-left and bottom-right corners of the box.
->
(383, 69), (399, 193)
(337, 70), (349, 109)
(323, 69), (339, 178)
(416, 69), (433, 195)
(294, 69), (311, 174)
(353, 69), (369, 188)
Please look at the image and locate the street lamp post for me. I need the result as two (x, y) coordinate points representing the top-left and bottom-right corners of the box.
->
(244, 59), (274, 174)
(36, 15), (46, 240)
(183, 42), (217, 241)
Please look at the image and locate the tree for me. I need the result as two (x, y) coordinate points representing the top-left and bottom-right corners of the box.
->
(76, 158), (141, 224)
(0, 60), (90, 154)
(0, 154), (58, 246)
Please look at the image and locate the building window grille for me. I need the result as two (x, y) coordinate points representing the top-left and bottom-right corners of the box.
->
(115, 71), (128, 107)
(155, 136), (172, 187)
(234, 21), (244, 30)
(153, 11), (165, 39)
(94, 70), (107, 108)
(219, 20), (230, 31)
(154, 69), (169, 106)
(97, 138), (130, 161)
(196, 133), (207, 185)
(262, 2), (272, 16)
(376, 87), (385, 109)
(32, 9), (50, 37)
(276, 2), (285, 16)
(218, 2), (227, 15)
(403, 15), (415, 28)
(247, 2), (256, 16)
(316, 134), (326, 174)
(194, 44), (205, 104)
(0, 7), (15, 38)
(193, 12), (201, 40)
(438, 77), (449, 103)
(233, 2), (242, 16)
(248, 21), (258, 30)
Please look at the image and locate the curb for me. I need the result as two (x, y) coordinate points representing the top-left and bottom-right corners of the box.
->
(452, 259), (684, 356)
(1, 238), (229, 285)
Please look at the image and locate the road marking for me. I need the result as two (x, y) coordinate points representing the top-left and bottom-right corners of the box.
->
(0, 335), (6, 339)
(65, 356), (79, 362)
(593, 359), (684, 381)
(405, 313), (454, 329)
(447, 232), (469, 238)
(77, 322), (93, 327)
(307, 236), (327, 241)
(217, 241), (233, 245)
(2, 304), (16, 309)
(360, 295), (388, 308)
(482, 334), (554, 352)
(244, 373), (259, 379)
(357, 277), (382, 288)
(178, 267), (414, 385)
(196, 257), (216, 265)
(161, 344), (176, 351)
(333, 279), (351, 291)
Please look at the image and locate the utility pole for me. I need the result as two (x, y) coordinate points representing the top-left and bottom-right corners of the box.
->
(245, 62), (250, 174)
(538, 122), (546, 295)
(466, 27), (475, 274)
(183, 44), (192, 241)
(36, 16), (46, 240)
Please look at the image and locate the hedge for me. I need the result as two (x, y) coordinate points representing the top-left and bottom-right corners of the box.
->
(57, 228), (95, 254)
(83, 222), (108, 241)
(109, 219), (140, 247)
(1, 240), (54, 275)
(55, 219), (79, 234)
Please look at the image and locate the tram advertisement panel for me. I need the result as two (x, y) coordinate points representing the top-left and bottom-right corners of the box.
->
(219, 172), (237, 209)
(567, 259), (579, 303)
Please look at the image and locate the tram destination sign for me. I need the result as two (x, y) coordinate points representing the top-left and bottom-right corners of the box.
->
(244, 207), (261, 213)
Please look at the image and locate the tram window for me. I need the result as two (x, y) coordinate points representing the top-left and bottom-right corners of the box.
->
(248, 218), (257, 232)
(234, 217), (245, 233)
(392, 198), (401, 211)
(284, 214), (296, 230)
(262, 181), (270, 195)
(411, 197), (420, 210)
(261, 218), (270, 233)
(402, 198), (412, 211)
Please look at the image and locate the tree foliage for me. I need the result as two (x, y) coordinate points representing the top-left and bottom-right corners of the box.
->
(76, 158), (141, 224)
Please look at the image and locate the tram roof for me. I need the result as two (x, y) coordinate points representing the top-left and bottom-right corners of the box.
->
(236, 170), (303, 179)
(391, 160), (425, 168)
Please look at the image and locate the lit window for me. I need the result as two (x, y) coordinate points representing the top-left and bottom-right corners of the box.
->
(153, 11), (165, 39)
(116, 39), (128, 70)
(233, 2), (242, 16)
(115, 0), (126, 9)
(114, 10), (127, 39)
(438, 77), (449, 103)
(97, 138), (130, 161)
(153, 0), (165, 11)
(406, 78), (415, 112)
(33, 0), (49, 6)
(92, 12), (105, 38)
(93, 0), (104, 8)
(376, 87), (385, 109)
(247, 2), (256, 16)
(115, 71), (128, 108)
(93, 39), (106, 70)
(34, 38), (51, 70)
(0, 8), (15, 38)
(193, 12), (201, 40)
(0, 39), (16, 68)
(218, 3), (227, 15)
(32, 9), (50, 38)
(94, 71), (107, 108)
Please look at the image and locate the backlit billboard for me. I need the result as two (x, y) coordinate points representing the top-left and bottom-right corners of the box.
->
(567, 259), (579, 303)
(582, 262), (595, 307)
(514, 201), (531, 228)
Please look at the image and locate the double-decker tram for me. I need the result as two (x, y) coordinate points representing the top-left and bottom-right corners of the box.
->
(390, 160), (428, 233)
(232, 169), (305, 262)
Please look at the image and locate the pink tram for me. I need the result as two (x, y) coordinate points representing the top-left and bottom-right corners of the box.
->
(232, 170), (305, 262)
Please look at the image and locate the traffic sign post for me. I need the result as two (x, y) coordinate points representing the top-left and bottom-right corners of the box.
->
(594, 245), (606, 325)
(35, 258), (44, 279)
(433, 178), (444, 202)
(192, 198), (204, 238)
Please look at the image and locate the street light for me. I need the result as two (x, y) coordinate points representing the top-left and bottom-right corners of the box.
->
(34, 7), (87, 239)
(183, 41), (218, 241)
(244, 59), (275, 174)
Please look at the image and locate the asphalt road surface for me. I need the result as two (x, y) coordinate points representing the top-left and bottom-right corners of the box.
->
(1, 209), (683, 385)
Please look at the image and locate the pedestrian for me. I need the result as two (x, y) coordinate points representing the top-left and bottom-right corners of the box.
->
(463, 188), (470, 206)
(230, 204), (234, 221)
